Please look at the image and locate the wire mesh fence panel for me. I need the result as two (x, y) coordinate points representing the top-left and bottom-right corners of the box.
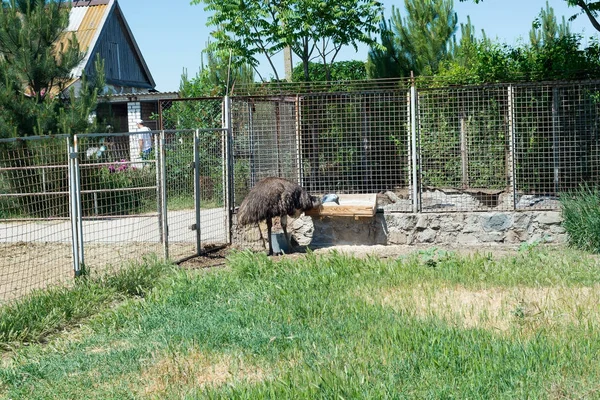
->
(418, 86), (512, 212)
(195, 128), (228, 251)
(299, 91), (409, 199)
(0, 135), (73, 302)
(513, 82), (600, 210)
(163, 129), (197, 261)
(76, 132), (162, 274)
(159, 98), (228, 260)
(231, 97), (301, 206)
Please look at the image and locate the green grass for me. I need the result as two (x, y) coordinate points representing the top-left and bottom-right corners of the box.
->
(1, 247), (599, 399)
(561, 184), (600, 253)
(0, 257), (174, 349)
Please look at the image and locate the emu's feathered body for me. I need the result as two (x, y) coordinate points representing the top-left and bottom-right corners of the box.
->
(237, 177), (321, 255)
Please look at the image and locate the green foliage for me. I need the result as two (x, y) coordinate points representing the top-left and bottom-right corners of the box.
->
(367, 18), (409, 78)
(291, 60), (367, 82)
(530, 1), (571, 48)
(560, 184), (600, 253)
(368, 0), (457, 78)
(192, 0), (383, 82)
(0, 0), (102, 138)
(437, 34), (600, 85)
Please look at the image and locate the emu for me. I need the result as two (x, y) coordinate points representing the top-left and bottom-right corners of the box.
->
(237, 177), (321, 255)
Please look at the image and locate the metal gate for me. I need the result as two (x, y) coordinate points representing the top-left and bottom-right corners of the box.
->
(158, 97), (231, 263)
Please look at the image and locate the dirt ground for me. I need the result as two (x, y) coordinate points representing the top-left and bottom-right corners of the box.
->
(0, 242), (200, 303)
(0, 240), (557, 303)
(179, 242), (530, 269)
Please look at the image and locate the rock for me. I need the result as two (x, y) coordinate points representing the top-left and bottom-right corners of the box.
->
(482, 213), (512, 232)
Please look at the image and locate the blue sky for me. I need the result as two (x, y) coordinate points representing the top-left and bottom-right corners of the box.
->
(119, 1), (598, 92)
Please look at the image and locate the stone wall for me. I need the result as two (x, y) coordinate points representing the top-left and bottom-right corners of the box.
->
(232, 211), (566, 251)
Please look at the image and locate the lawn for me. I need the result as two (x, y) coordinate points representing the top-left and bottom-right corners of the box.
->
(0, 246), (599, 399)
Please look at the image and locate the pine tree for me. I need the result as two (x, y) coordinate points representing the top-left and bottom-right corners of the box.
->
(530, 1), (571, 48)
(0, 0), (101, 138)
(368, 0), (458, 78)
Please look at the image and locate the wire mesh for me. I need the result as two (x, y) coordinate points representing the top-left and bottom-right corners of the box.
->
(162, 128), (223, 260)
(418, 86), (512, 212)
(231, 97), (301, 205)
(5, 79), (600, 303)
(76, 132), (162, 273)
(512, 82), (600, 210)
(230, 91), (411, 211)
(194, 128), (228, 251)
(0, 135), (73, 302)
(158, 96), (230, 259)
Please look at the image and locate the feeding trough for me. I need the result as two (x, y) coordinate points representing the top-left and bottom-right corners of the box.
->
(305, 194), (377, 219)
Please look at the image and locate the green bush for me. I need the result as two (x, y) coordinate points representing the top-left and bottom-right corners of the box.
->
(81, 160), (155, 216)
(560, 184), (600, 253)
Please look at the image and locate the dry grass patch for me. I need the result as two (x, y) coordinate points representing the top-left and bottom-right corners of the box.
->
(371, 284), (600, 334)
(139, 349), (267, 396)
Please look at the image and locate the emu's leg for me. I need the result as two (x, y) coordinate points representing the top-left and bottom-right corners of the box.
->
(266, 217), (274, 256)
(280, 215), (294, 253)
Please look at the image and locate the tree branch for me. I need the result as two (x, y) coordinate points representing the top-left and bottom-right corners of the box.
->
(575, 0), (600, 32)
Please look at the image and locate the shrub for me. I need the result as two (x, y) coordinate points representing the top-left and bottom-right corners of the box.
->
(81, 160), (155, 216)
(560, 184), (600, 253)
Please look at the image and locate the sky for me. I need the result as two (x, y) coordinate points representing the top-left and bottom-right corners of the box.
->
(118, 0), (599, 92)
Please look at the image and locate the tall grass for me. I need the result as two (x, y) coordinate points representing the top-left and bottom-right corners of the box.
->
(0, 257), (174, 349)
(1, 248), (599, 399)
(561, 184), (600, 253)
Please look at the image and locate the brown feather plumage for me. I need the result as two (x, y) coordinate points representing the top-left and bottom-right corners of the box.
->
(237, 177), (320, 255)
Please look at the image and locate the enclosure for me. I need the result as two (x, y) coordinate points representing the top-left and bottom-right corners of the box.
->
(1, 78), (599, 301)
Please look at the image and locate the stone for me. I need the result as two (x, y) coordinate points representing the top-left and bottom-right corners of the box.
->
(388, 231), (408, 244)
(535, 212), (563, 225)
(512, 213), (531, 230)
(479, 232), (505, 243)
(463, 215), (480, 233)
(456, 233), (479, 245)
(385, 191), (402, 203)
(416, 228), (437, 243)
(482, 213), (512, 232)
(416, 215), (429, 230)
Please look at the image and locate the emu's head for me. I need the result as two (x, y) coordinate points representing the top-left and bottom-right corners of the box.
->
(309, 194), (322, 209)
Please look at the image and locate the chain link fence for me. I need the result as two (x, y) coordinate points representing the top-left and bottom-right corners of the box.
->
(0, 135), (73, 301)
(0, 127), (229, 302)
(229, 79), (600, 213)
(3, 79), (600, 302)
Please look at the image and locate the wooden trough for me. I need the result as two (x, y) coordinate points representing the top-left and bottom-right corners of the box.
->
(305, 194), (377, 219)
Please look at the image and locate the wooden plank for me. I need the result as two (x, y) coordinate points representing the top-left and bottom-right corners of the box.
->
(305, 194), (376, 218)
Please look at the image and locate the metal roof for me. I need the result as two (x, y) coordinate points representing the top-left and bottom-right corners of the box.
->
(54, 0), (155, 94)
(102, 91), (180, 103)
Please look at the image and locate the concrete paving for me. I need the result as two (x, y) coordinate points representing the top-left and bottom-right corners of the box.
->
(0, 208), (227, 244)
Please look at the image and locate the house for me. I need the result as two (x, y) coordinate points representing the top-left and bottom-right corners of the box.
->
(62, 0), (178, 132)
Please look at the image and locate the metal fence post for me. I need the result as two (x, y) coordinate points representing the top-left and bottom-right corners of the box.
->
(223, 96), (233, 244)
(193, 129), (202, 255)
(507, 85), (517, 210)
(160, 130), (169, 260)
(155, 132), (163, 245)
(67, 136), (80, 277)
(410, 83), (420, 213)
(70, 135), (84, 276)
